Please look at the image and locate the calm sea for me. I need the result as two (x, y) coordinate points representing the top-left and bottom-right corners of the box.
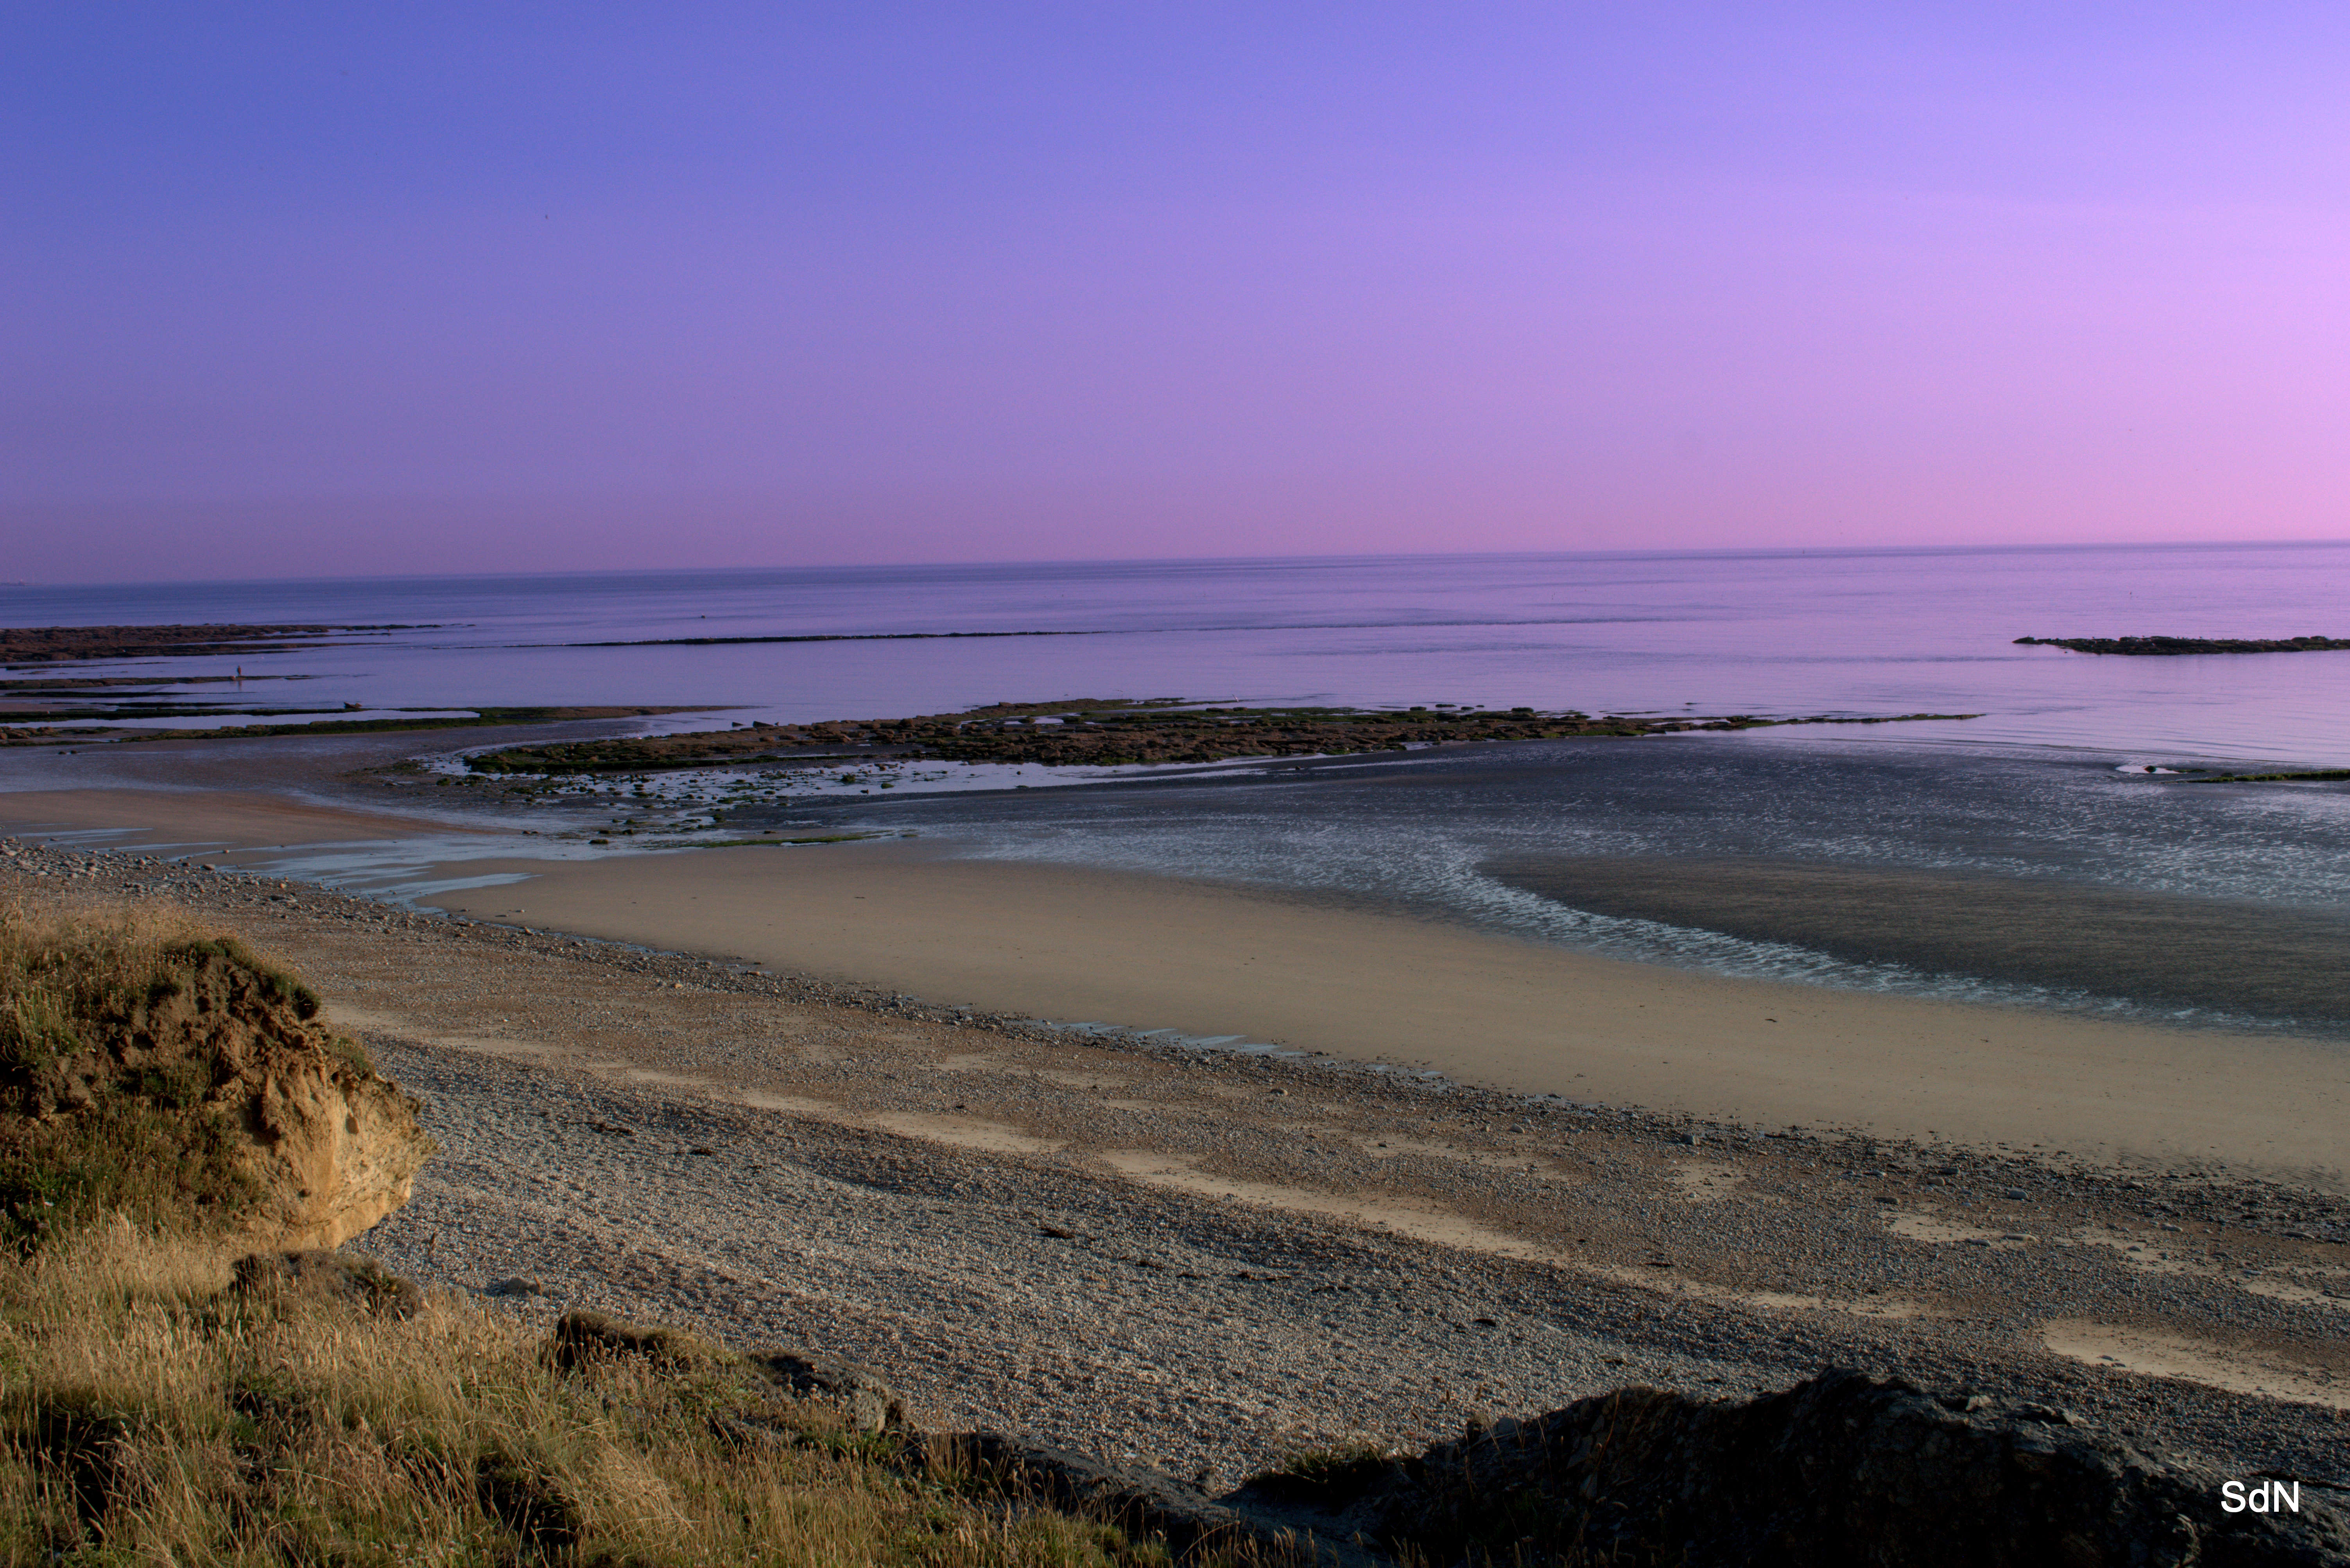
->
(12, 544), (2350, 1033)
(9, 542), (2350, 764)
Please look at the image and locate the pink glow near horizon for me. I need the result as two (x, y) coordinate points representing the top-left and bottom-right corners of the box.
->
(6, 5), (2348, 582)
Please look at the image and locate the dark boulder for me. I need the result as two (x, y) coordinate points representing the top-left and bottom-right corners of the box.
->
(1229, 1369), (2348, 1567)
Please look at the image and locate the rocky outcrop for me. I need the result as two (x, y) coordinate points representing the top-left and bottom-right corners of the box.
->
(463, 698), (1982, 775)
(1229, 1369), (2349, 1567)
(2017, 635), (2350, 655)
(2, 930), (432, 1248)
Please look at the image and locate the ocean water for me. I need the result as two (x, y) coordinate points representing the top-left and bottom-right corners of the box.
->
(11, 543), (2350, 1032)
(11, 542), (2350, 764)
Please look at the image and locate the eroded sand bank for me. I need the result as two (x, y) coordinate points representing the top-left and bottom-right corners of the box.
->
(0, 785), (465, 846)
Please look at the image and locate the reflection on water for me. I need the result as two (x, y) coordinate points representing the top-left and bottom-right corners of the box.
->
(12, 542), (2350, 763)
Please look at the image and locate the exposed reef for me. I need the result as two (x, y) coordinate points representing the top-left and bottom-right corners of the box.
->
(2017, 635), (2350, 655)
(0, 622), (419, 664)
(464, 698), (1981, 774)
(2182, 768), (2350, 785)
(0, 705), (711, 747)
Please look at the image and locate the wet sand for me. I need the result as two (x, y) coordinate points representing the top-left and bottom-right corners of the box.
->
(0, 785), (463, 847)
(1488, 854), (2350, 1031)
(419, 839), (2350, 1183)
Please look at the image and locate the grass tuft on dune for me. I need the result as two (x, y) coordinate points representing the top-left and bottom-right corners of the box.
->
(0, 901), (281, 1250)
(0, 1224), (1193, 1565)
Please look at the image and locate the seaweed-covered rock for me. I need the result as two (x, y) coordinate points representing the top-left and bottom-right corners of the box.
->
(1230, 1369), (2349, 1567)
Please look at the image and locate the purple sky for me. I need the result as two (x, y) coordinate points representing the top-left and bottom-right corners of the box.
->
(7, 5), (2347, 581)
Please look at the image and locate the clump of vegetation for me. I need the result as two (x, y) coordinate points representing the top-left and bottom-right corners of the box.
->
(1271, 1440), (1398, 1492)
(0, 901), (407, 1253)
(0, 904), (272, 1250)
(0, 1224), (1200, 1565)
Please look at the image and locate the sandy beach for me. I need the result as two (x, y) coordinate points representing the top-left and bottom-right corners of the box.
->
(5, 836), (2346, 1491)
(3, 768), (2343, 1182)
(418, 838), (2350, 1183)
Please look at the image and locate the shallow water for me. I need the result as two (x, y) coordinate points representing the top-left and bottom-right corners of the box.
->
(11, 545), (2350, 1034)
(1486, 854), (2350, 1032)
(767, 734), (2350, 1037)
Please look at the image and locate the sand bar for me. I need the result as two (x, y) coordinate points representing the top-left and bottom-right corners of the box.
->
(0, 785), (462, 847)
(419, 839), (2350, 1183)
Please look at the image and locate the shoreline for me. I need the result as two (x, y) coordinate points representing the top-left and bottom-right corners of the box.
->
(0, 774), (2344, 1184)
(414, 838), (2350, 1184)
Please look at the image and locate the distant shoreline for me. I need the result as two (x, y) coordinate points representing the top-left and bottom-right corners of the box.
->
(0, 621), (423, 662)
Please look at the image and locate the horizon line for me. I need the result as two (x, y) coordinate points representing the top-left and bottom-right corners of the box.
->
(11, 536), (2350, 592)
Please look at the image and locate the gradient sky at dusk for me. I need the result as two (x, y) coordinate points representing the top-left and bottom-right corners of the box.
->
(7, 4), (2347, 581)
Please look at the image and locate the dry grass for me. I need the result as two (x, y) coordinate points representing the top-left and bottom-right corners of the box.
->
(0, 902), (1274, 1564)
(0, 897), (319, 1052)
(0, 1223), (1201, 1566)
